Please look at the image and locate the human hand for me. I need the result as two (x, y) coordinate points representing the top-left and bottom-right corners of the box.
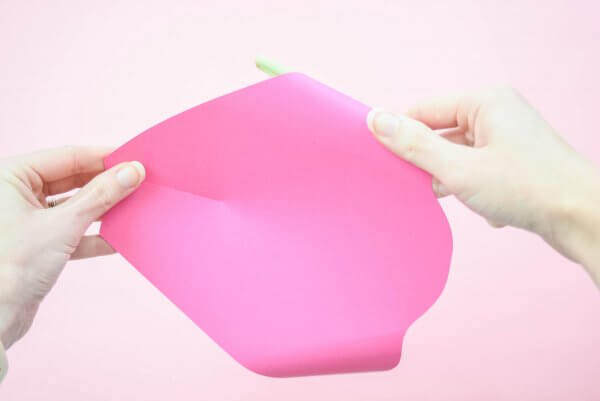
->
(0, 147), (145, 349)
(367, 88), (600, 284)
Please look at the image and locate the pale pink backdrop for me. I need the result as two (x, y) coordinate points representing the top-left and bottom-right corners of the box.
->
(1, 1), (599, 400)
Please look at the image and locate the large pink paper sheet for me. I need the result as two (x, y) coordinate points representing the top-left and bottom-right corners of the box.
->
(100, 73), (452, 377)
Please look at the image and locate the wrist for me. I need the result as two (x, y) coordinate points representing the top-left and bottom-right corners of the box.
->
(546, 162), (600, 283)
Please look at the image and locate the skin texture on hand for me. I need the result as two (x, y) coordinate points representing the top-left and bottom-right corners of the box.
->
(0, 147), (145, 349)
(367, 87), (600, 286)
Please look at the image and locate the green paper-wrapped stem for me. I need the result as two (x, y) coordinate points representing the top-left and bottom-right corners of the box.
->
(255, 56), (290, 76)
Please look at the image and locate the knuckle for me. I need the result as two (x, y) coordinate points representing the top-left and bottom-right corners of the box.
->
(397, 122), (430, 162)
(73, 173), (87, 188)
(64, 145), (84, 175)
(400, 135), (429, 164)
(92, 184), (114, 212)
(401, 142), (418, 162)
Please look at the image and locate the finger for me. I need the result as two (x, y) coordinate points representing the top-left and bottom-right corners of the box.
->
(59, 161), (145, 227)
(23, 146), (113, 183)
(44, 171), (102, 196)
(47, 196), (109, 222)
(367, 109), (471, 179)
(70, 235), (115, 260)
(406, 93), (482, 131)
(439, 127), (472, 146)
(47, 195), (102, 221)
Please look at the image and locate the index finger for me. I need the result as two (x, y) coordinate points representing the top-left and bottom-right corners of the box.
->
(406, 92), (484, 131)
(22, 146), (113, 182)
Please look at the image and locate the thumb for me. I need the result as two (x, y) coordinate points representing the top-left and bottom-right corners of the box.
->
(61, 161), (145, 228)
(367, 109), (470, 179)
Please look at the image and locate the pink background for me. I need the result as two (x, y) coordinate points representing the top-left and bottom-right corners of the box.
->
(1, 0), (599, 399)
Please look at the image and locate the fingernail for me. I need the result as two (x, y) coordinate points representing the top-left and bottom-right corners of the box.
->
(366, 109), (399, 137)
(117, 161), (145, 188)
(366, 108), (382, 133)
